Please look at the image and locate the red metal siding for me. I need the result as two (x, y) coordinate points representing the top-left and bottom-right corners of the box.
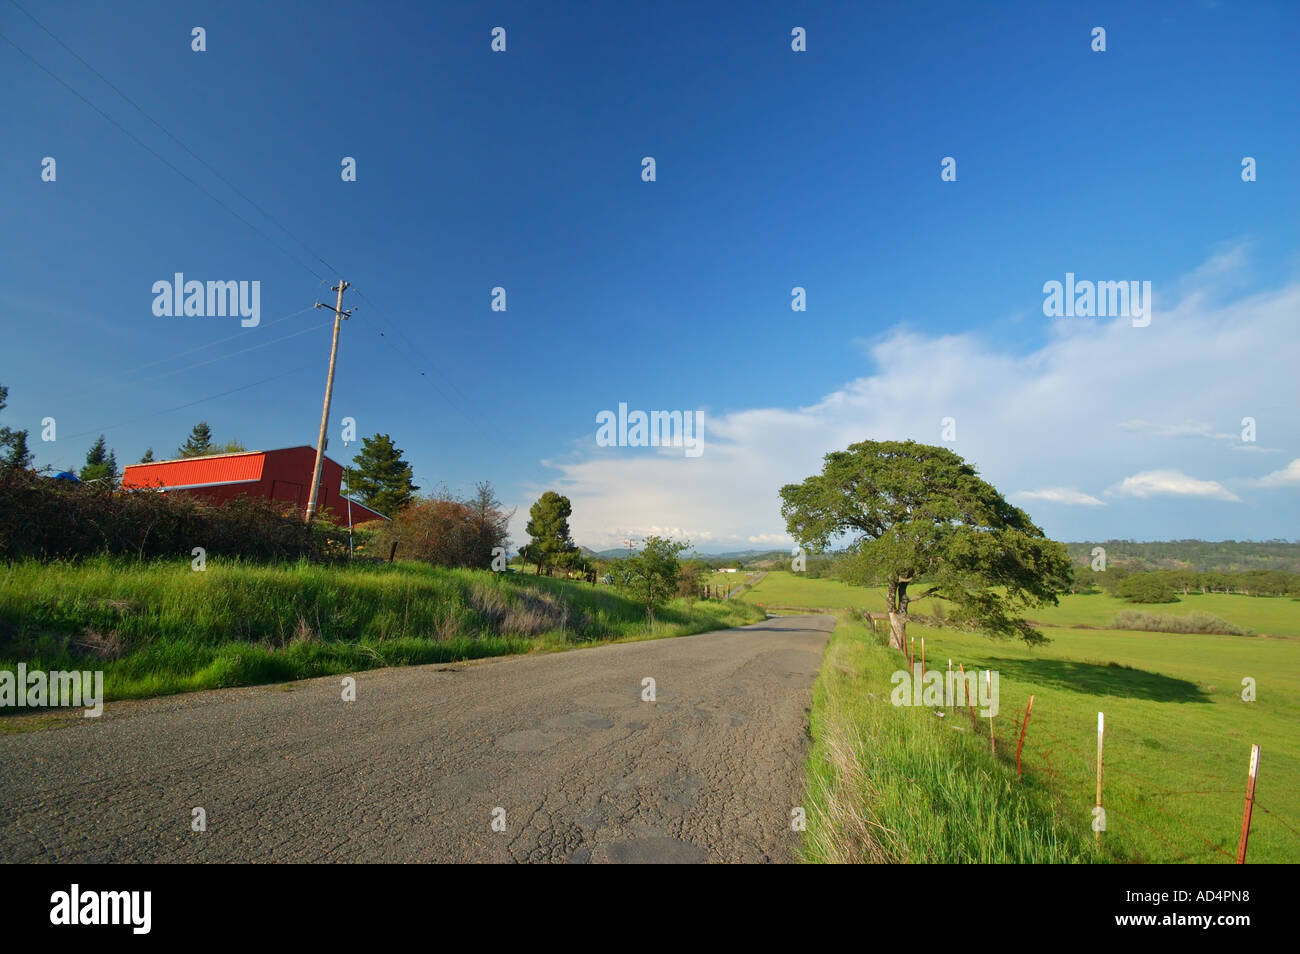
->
(119, 446), (388, 521)
(121, 452), (264, 489)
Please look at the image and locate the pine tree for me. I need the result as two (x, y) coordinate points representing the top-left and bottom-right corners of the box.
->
(140, 448), (155, 463)
(522, 491), (579, 576)
(178, 421), (215, 458)
(3, 429), (33, 470)
(0, 383), (32, 469)
(80, 435), (119, 484)
(343, 434), (418, 517)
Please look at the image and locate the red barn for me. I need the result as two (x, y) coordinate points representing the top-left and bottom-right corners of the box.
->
(120, 446), (388, 523)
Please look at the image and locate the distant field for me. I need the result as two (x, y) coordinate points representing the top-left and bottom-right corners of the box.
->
(752, 571), (1300, 863)
(1030, 591), (1300, 637)
(744, 571), (1300, 636)
(704, 570), (754, 593)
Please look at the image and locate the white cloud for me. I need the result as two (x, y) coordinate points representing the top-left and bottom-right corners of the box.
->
(519, 247), (1298, 549)
(1013, 488), (1106, 506)
(1255, 458), (1300, 488)
(1110, 469), (1241, 502)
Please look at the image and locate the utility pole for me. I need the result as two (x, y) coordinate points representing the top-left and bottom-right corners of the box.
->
(305, 280), (350, 525)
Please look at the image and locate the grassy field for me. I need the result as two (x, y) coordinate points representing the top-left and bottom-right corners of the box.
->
(802, 618), (1100, 863)
(749, 571), (1300, 863)
(0, 557), (764, 707)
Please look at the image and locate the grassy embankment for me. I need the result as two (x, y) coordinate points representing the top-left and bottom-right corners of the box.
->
(0, 557), (763, 707)
(746, 571), (1300, 864)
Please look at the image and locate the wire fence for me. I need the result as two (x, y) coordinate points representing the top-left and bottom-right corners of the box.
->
(935, 668), (1293, 864)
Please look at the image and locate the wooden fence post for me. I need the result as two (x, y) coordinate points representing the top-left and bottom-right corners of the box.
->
(1015, 694), (1035, 777)
(1237, 744), (1260, 864)
(958, 663), (976, 727)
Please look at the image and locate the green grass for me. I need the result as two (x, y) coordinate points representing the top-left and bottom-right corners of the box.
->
(752, 571), (1300, 863)
(0, 556), (764, 703)
(1029, 591), (1300, 637)
(801, 618), (1099, 863)
(739, 571), (875, 609)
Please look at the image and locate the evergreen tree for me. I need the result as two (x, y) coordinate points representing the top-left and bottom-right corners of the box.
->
(140, 448), (155, 463)
(178, 421), (215, 458)
(3, 428), (33, 470)
(0, 383), (32, 469)
(79, 435), (119, 485)
(343, 433), (418, 517)
(522, 491), (579, 576)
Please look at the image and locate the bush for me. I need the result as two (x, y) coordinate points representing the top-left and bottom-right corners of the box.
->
(1111, 610), (1253, 636)
(1116, 574), (1180, 604)
(0, 468), (344, 563)
(370, 483), (511, 570)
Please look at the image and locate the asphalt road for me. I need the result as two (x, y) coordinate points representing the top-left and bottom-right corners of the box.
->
(0, 615), (832, 864)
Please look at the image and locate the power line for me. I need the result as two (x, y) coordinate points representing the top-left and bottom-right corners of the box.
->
(104, 319), (334, 394)
(6, 0), (343, 281)
(5, 14), (515, 453)
(77, 306), (317, 392)
(61, 361), (320, 444)
(0, 27), (329, 283)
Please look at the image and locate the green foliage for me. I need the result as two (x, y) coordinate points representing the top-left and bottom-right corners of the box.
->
(610, 536), (690, 622)
(177, 421), (215, 458)
(0, 557), (765, 702)
(0, 384), (32, 471)
(1116, 573), (1180, 604)
(0, 467), (341, 562)
(139, 448), (155, 463)
(1065, 539), (1300, 574)
(78, 435), (118, 485)
(521, 490), (579, 576)
(801, 619), (1097, 863)
(780, 439), (1070, 646)
(371, 482), (511, 569)
(343, 433), (418, 518)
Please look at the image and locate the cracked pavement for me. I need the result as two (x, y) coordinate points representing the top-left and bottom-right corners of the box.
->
(0, 615), (832, 863)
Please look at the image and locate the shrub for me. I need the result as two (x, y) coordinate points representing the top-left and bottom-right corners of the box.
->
(1111, 610), (1253, 636)
(0, 468), (344, 563)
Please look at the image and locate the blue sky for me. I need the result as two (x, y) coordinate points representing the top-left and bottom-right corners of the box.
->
(3, 0), (1297, 551)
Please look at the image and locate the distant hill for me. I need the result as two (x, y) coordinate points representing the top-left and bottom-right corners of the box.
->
(1064, 540), (1300, 573)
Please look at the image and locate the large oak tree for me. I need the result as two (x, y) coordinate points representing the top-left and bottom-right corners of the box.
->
(780, 440), (1071, 649)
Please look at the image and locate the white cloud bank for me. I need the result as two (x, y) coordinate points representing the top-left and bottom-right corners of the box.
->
(1013, 488), (1106, 506)
(1111, 470), (1240, 502)
(516, 247), (1299, 550)
(1255, 459), (1300, 488)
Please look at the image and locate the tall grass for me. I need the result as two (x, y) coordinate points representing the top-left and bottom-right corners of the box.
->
(801, 618), (1099, 863)
(0, 557), (763, 702)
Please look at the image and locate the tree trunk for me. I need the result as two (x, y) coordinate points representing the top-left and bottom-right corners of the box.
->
(886, 578), (908, 651)
(888, 610), (907, 651)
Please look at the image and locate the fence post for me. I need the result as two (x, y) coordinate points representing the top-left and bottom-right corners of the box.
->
(1095, 712), (1105, 845)
(987, 669), (995, 755)
(1015, 694), (1034, 778)
(958, 663), (976, 728)
(947, 659), (953, 718)
(1236, 744), (1260, 864)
